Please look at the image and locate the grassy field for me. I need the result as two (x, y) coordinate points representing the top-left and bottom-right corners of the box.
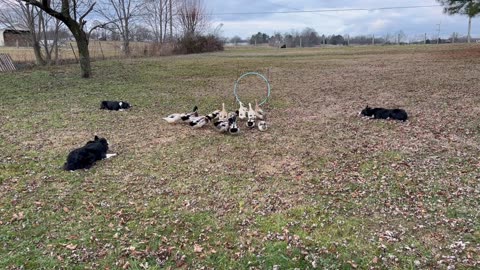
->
(1, 45), (480, 269)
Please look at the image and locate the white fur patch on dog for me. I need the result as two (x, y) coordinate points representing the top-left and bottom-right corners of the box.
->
(119, 102), (123, 107)
(106, 153), (117, 159)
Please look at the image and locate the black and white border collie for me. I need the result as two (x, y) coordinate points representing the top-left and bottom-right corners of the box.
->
(63, 136), (116, 171)
(360, 106), (408, 122)
(100, 101), (132, 111)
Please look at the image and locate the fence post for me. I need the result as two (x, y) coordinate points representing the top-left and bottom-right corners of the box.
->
(372, 34), (375, 45)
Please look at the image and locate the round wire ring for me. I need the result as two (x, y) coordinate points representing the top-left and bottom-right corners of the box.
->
(233, 72), (271, 106)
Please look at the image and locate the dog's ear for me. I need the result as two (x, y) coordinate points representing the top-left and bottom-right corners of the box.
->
(235, 110), (239, 115)
(94, 135), (99, 141)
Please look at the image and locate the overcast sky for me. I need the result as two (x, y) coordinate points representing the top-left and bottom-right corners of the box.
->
(207, 0), (480, 40)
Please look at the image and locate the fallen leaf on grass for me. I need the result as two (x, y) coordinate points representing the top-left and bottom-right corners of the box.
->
(11, 212), (24, 221)
(65, 244), (77, 250)
(194, 244), (203, 253)
(348, 260), (358, 268)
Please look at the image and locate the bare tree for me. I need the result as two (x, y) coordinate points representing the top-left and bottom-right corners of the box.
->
(19, 0), (101, 78)
(177, 0), (207, 37)
(0, 0), (68, 65)
(97, 0), (143, 55)
(142, 0), (176, 43)
(143, 0), (166, 43)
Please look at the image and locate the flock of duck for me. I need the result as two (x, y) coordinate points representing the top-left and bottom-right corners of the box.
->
(163, 100), (267, 135)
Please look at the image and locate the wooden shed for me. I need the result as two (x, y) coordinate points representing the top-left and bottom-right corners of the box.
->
(0, 28), (31, 47)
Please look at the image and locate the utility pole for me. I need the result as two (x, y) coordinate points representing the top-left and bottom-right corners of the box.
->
(436, 23), (441, 44)
(300, 37), (302, 48)
(424, 33), (427, 44)
(372, 34), (375, 45)
(347, 34), (350, 46)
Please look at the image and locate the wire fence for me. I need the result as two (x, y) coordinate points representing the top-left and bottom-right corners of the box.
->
(0, 41), (176, 64)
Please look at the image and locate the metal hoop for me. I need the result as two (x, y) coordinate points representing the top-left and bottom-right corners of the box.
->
(233, 72), (271, 106)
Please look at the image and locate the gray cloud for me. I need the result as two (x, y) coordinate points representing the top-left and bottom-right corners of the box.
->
(208, 0), (480, 39)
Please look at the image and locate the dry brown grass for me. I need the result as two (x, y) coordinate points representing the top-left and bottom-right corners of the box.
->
(0, 41), (173, 63)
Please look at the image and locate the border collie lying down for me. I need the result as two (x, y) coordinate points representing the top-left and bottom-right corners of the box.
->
(360, 106), (408, 121)
(63, 136), (116, 171)
(100, 101), (131, 111)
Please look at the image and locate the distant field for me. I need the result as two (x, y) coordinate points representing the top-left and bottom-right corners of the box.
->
(1, 45), (479, 269)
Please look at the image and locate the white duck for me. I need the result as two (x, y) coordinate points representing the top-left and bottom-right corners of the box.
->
(246, 103), (256, 128)
(180, 106), (199, 123)
(189, 110), (220, 129)
(237, 102), (247, 120)
(213, 120), (229, 133)
(189, 116), (209, 128)
(163, 113), (185, 123)
(218, 103), (228, 121)
(207, 110), (221, 120)
(228, 115), (240, 135)
(255, 100), (265, 120)
(163, 105), (198, 124)
(257, 120), (268, 131)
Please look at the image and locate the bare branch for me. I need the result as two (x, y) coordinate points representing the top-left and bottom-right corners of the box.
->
(79, 2), (96, 23)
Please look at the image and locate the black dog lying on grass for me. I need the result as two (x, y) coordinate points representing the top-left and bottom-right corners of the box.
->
(100, 101), (132, 111)
(360, 106), (408, 121)
(63, 136), (116, 171)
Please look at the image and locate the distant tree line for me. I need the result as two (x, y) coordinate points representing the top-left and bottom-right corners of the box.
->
(241, 27), (477, 48)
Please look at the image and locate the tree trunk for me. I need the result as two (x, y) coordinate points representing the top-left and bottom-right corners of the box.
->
(468, 16), (472, 43)
(169, 0), (172, 40)
(122, 26), (131, 56)
(123, 16), (131, 55)
(159, 0), (163, 42)
(69, 23), (91, 78)
(20, 0), (93, 78)
(39, 12), (52, 64)
(32, 40), (46, 65)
